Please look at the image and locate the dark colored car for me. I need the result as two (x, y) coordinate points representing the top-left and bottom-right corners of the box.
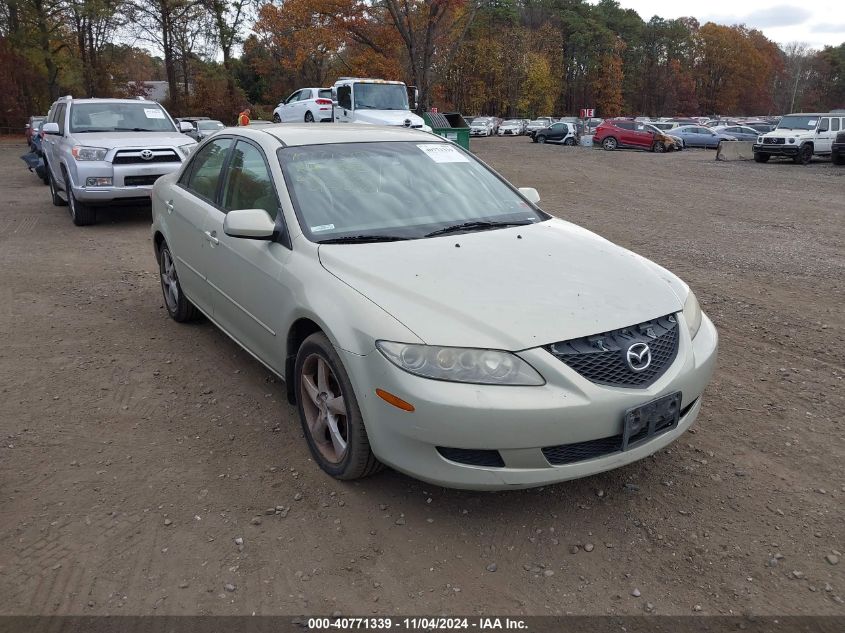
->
(672, 125), (737, 148)
(833, 131), (845, 165)
(593, 118), (672, 152)
(744, 122), (776, 134)
(532, 121), (577, 145)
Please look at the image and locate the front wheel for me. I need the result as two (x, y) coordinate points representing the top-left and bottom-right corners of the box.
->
(272, 113), (281, 123)
(833, 152), (845, 165)
(794, 144), (813, 165)
(536, 135), (546, 144)
(753, 153), (770, 163)
(564, 137), (576, 146)
(68, 188), (96, 226)
(295, 332), (381, 480)
(602, 137), (618, 151)
(652, 141), (666, 153)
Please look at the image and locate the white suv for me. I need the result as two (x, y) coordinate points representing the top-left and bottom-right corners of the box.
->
(753, 113), (845, 164)
(272, 88), (333, 123)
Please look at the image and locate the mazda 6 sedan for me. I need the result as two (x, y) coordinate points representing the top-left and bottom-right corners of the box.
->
(150, 124), (718, 489)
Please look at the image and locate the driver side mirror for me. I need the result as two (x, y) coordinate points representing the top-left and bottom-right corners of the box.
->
(179, 121), (194, 133)
(817, 125), (828, 133)
(42, 122), (60, 135)
(224, 208), (276, 240)
(519, 187), (541, 204)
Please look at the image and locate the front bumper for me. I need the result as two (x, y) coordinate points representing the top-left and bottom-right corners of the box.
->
(70, 159), (183, 204)
(753, 143), (798, 157)
(342, 314), (718, 490)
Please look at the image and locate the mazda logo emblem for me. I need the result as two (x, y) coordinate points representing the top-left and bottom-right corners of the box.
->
(626, 343), (652, 372)
(140, 149), (154, 161)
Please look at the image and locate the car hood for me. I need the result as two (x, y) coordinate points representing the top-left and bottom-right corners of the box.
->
(351, 110), (426, 127)
(318, 219), (685, 350)
(764, 129), (813, 138)
(69, 131), (196, 148)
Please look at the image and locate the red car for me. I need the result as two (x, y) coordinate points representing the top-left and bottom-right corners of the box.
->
(594, 118), (671, 152)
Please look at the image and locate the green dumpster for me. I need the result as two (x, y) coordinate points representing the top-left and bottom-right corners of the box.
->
(423, 112), (470, 151)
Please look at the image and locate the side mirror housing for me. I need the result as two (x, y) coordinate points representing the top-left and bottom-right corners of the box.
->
(223, 208), (276, 240)
(519, 187), (541, 204)
(179, 121), (194, 133)
(42, 122), (60, 135)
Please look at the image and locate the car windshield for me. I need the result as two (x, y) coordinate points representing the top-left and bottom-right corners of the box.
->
(318, 89), (332, 100)
(69, 103), (175, 133)
(776, 115), (820, 131)
(353, 83), (408, 110)
(198, 121), (224, 130)
(529, 120), (544, 126)
(473, 118), (490, 124)
(278, 141), (547, 242)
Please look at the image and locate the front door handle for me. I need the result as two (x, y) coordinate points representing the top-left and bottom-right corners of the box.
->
(165, 200), (174, 214)
(204, 230), (219, 246)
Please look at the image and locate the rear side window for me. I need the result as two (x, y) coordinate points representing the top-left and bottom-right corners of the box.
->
(183, 138), (233, 203)
(831, 118), (841, 132)
(299, 90), (313, 101)
(221, 141), (278, 218)
(616, 121), (634, 130)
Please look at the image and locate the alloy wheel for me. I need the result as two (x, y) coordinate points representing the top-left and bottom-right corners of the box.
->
(160, 248), (179, 313)
(299, 354), (349, 463)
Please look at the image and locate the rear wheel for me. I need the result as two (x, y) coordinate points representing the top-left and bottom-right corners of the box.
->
(48, 168), (67, 207)
(295, 332), (381, 480)
(304, 111), (314, 123)
(158, 242), (200, 322)
(753, 153), (770, 163)
(602, 137), (618, 151)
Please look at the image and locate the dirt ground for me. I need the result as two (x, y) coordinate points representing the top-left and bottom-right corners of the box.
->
(0, 137), (843, 617)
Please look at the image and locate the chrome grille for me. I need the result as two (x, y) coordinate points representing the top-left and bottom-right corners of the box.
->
(113, 149), (180, 164)
(545, 314), (680, 388)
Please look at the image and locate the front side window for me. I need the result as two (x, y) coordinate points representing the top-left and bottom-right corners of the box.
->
(69, 102), (175, 133)
(184, 138), (233, 202)
(353, 83), (408, 110)
(299, 90), (314, 101)
(285, 91), (301, 105)
(278, 141), (548, 242)
(221, 141), (278, 218)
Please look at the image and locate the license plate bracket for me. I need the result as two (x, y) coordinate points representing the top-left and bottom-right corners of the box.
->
(622, 391), (682, 451)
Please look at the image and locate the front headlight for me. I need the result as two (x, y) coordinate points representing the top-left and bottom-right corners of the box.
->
(376, 341), (545, 386)
(180, 143), (198, 157)
(71, 146), (108, 161)
(683, 291), (702, 339)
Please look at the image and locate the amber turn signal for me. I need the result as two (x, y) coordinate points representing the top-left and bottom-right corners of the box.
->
(376, 389), (415, 412)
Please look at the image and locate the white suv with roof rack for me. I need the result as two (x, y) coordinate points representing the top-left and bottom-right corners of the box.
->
(41, 96), (197, 225)
(753, 112), (844, 165)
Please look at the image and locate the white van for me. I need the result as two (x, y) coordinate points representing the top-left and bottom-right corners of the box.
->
(331, 78), (431, 131)
(753, 113), (845, 164)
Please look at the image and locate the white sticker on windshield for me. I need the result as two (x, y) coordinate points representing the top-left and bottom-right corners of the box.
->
(417, 143), (470, 163)
(311, 224), (335, 232)
(807, 120), (817, 126)
(144, 108), (166, 119)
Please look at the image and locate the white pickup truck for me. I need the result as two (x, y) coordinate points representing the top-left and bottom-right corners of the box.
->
(331, 78), (431, 131)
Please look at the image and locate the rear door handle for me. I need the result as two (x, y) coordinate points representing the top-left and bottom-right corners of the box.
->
(204, 230), (219, 246)
(165, 200), (174, 214)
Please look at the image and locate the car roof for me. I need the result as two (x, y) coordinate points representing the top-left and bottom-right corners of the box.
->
(244, 123), (442, 147)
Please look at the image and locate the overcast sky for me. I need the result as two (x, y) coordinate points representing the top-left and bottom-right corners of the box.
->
(607, 1), (845, 48)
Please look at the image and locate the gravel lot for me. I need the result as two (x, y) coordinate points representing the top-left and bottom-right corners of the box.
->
(1, 137), (843, 616)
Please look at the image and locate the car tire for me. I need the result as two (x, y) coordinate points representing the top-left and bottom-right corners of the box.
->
(273, 114), (281, 123)
(753, 153), (770, 163)
(602, 137), (618, 151)
(652, 141), (666, 153)
(833, 152), (845, 165)
(295, 332), (382, 480)
(48, 167), (67, 207)
(67, 187), (97, 226)
(794, 144), (813, 165)
(564, 137), (576, 146)
(536, 135), (546, 144)
(158, 241), (201, 322)
(305, 111), (314, 123)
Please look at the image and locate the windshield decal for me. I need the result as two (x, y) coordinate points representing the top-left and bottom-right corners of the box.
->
(311, 224), (335, 232)
(417, 143), (470, 163)
(144, 108), (166, 119)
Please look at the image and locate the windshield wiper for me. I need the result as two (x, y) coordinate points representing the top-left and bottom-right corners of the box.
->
(114, 127), (160, 132)
(75, 128), (114, 133)
(318, 235), (411, 244)
(424, 220), (532, 238)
